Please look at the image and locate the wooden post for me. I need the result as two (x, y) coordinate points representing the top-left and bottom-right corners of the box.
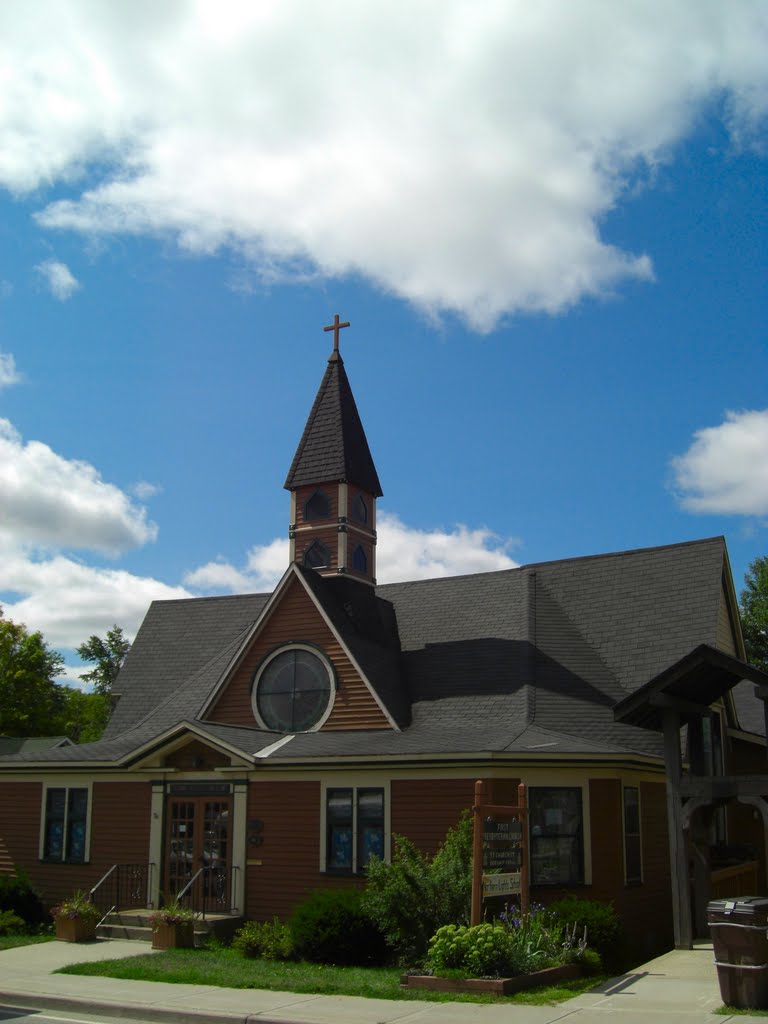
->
(518, 782), (529, 919)
(471, 779), (486, 926)
(663, 709), (693, 949)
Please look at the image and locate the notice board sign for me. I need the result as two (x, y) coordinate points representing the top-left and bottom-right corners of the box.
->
(471, 780), (529, 926)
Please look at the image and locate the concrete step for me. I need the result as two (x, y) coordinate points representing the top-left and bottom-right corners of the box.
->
(96, 910), (245, 947)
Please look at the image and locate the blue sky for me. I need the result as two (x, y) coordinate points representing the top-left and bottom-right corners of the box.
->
(0, 2), (766, 687)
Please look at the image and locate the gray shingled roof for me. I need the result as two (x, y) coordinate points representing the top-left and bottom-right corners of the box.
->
(283, 351), (383, 496)
(0, 535), (740, 768)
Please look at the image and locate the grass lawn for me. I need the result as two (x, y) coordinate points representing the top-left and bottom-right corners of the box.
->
(58, 947), (606, 1005)
(0, 933), (55, 951)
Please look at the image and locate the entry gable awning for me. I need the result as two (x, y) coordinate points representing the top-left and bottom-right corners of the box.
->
(614, 644), (768, 732)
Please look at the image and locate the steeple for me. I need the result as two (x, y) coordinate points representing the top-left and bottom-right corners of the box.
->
(285, 317), (382, 584)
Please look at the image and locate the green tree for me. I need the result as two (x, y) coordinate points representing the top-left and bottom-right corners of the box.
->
(76, 624), (131, 696)
(741, 555), (768, 673)
(0, 606), (65, 736)
(57, 687), (111, 744)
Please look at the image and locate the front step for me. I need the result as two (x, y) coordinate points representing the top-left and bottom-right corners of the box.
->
(97, 910), (244, 947)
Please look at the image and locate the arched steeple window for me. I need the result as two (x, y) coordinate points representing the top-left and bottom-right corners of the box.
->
(351, 493), (368, 524)
(304, 490), (331, 521)
(304, 540), (331, 570)
(352, 544), (367, 575)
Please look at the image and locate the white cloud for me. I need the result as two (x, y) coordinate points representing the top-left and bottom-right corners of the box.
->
(34, 258), (81, 300)
(0, 352), (20, 389)
(0, 418), (157, 554)
(132, 480), (161, 500)
(0, 1), (760, 328)
(0, 548), (190, 650)
(184, 510), (518, 593)
(671, 409), (768, 516)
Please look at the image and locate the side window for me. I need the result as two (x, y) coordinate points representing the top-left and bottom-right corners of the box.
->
(304, 540), (330, 569)
(304, 490), (331, 521)
(623, 786), (642, 885)
(43, 786), (89, 863)
(352, 544), (367, 574)
(529, 787), (583, 885)
(325, 786), (385, 873)
(351, 493), (368, 524)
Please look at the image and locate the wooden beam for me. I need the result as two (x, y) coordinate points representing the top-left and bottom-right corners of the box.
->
(663, 709), (693, 949)
(650, 693), (712, 717)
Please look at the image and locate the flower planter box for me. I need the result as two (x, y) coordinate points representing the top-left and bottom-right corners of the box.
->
(152, 921), (195, 950)
(55, 917), (98, 943)
(401, 962), (582, 995)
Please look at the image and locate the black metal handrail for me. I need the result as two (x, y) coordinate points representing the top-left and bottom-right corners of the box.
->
(89, 862), (154, 915)
(175, 864), (236, 919)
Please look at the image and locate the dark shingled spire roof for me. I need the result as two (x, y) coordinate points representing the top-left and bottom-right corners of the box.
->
(284, 350), (383, 496)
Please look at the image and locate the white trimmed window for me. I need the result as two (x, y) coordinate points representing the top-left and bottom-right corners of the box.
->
(529, 786), (584, 885)
(41, 783), (91, 863)
(321, 781), (390, 874)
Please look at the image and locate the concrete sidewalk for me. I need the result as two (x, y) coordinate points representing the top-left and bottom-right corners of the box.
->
(0, 937), (763, 1024)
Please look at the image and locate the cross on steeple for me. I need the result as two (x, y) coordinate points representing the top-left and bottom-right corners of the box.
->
(323, 313), (350, 354)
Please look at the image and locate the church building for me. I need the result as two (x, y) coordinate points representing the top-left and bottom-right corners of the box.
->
(1, 317), (767, 956)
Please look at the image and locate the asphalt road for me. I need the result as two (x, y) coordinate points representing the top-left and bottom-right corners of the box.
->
(0, 1007), (159, 1024)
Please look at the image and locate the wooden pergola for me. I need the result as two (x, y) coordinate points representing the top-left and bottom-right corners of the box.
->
(615, 644), (768, 949)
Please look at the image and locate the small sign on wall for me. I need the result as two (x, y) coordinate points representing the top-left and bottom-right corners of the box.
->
(482, 871), (522, 898)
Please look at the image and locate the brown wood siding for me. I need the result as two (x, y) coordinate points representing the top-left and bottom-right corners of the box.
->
(208, 574), (390, 729)
(619, 781), (673, 959)
(0, 782), (41, 883)
(0, 780), (152, 909)
(717, 584), (738, 655)
(246, 780), (337, 919)
(588, 779), (624, 901)
(294, 484), (339, 525)
(391, 778), (476, 857)
(163, 740), (231, 770)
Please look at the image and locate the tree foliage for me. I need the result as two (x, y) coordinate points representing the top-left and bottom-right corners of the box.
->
(0, 607), (65, 736)
(76, 624), (131, 695)
(740, 556), (768, 673)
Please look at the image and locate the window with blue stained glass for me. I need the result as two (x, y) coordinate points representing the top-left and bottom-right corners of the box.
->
(352, 544), (367, 574)
(44, 786), (88, 863)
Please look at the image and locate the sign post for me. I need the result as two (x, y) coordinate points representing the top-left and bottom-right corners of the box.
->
(471, 779), (529, 926)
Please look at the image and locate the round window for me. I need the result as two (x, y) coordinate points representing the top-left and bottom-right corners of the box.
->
(253, 646), (333, 732)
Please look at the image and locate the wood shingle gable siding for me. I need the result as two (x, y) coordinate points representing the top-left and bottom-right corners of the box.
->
(208, 574), (390, 730)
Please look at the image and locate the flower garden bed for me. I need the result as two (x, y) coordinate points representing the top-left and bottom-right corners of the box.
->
(401, 962), (582, 995)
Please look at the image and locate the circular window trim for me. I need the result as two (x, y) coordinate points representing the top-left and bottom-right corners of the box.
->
(251, 643), (337, 733)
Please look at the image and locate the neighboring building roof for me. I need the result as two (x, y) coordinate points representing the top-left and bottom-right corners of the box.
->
(0, 535), (745, 770)
(0, 736), (72, 754)
(283, 350), (383, 496)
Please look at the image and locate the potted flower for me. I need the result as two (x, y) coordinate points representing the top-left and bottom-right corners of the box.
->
(148, 897), (195, 949)
(50, 890), (101, 942)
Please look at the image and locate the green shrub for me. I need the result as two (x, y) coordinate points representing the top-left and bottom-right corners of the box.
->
(0, 872), (46, 926)
(290, 888), (387, 966)
(548, 897), (624, 971)
(233, 918), (294, 960)
(0, 910), (25, 935)
(426, 923), (526, 978)
(361, 812), (473, 965)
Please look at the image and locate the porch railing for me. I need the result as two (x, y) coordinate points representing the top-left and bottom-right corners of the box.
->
(176, 864), (238, 919)
(90, 862), (154, 915)
(711, 860), (759, 900)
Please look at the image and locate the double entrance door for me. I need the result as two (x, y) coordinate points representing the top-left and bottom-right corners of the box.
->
(165, 796), (232, 913)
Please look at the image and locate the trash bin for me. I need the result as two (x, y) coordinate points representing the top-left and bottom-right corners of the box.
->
(707, 897), (768, 1010)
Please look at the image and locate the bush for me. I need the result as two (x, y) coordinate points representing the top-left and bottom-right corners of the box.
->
(233, 918), (294, 960)
(427, 923), (526, 978)
(548, 897), (624, 971)
(361, 812), (473, 965)
(0, 910), (25, 935)
(0, 872), (46, 926)
(290, 888), (387, 966)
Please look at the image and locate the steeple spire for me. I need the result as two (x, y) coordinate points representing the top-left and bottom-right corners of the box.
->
(285, 317), (382, 584)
